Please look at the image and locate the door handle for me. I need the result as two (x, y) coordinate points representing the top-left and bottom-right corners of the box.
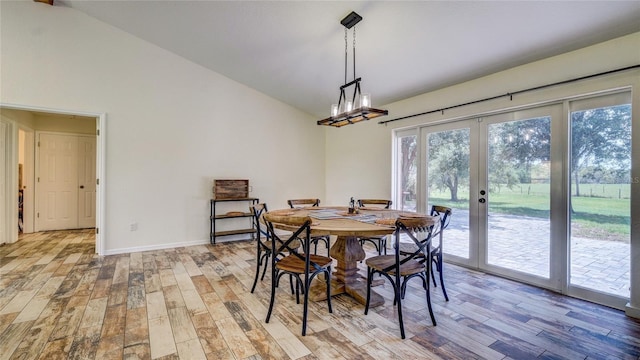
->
(79, 185), (85, 189)
(479, 198), (486, 203)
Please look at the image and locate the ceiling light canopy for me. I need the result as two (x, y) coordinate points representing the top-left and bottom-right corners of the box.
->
(317, 11), (388, 128)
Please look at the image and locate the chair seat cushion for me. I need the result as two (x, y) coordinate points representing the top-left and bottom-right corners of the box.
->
(276, 254), (332, 273)
(365, 255), (425, 276)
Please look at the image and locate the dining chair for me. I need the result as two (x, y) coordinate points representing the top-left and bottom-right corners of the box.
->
(249, 203), (299, 295)
(357, 199), (392, 255)
(398, 205), (452, 301)
(249, 203), (273, 293)
(364, 216), (437, 339)
(287, 198), (330, 255)
(263, 212), (333, 336)
(427, 205), (452, 301)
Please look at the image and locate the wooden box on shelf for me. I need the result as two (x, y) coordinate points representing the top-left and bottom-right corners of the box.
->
(213, 179), (249, 199)
(210, 179), (257, 244)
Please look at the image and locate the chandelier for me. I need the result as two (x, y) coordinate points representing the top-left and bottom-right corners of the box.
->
(317, 11), (388, 127)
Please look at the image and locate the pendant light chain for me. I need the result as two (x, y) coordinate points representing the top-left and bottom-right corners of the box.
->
(353, 27), (356, 81)
(344, 28), (348, 85)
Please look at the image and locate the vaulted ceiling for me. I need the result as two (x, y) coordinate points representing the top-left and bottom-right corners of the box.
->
(56, 1), (640, 118)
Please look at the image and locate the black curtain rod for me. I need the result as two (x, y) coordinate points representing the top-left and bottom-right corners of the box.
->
(378, 64), (640, 125)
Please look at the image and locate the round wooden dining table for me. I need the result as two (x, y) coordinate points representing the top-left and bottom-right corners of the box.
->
(266, 206), (433, 307)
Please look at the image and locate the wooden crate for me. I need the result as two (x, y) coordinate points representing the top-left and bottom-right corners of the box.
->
(213, 179), (249, 199)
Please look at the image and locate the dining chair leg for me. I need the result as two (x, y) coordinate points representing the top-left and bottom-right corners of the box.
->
(288, 274), (294, 294)
(436, 254), (449, 301)
(302, 273), (310, 336)
(325, 268), (333, 313)
(364, 268), (373, 315)
(395, 272), (406, 339)
(295, 278), (301, 304)
(425, 255), (437, 325)
(430, 260), (438, 286)
(251, 248), (270, 293)
(250, 247), (262, 294)
(260, 253), (270, 281)
(265, 269), (278, 323)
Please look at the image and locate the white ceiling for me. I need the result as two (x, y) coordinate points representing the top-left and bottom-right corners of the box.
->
(56, 1), (640, 119)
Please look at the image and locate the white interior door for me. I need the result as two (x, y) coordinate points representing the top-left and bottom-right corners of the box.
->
(78, 136), (96, 228)
(37, 133), (79, 231)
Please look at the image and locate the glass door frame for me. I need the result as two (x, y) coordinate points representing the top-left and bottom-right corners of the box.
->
(566, 91), (633, 309)
(477, 104), (566, 290)
(419, 119), (480, 269)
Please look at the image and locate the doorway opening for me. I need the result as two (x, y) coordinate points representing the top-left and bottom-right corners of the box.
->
(0, 104), (105, 254)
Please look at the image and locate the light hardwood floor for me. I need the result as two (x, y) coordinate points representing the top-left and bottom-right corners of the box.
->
(1, 229), (639, 359)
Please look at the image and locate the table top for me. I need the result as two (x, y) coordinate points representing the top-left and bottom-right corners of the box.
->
(267, 206), (436, 237)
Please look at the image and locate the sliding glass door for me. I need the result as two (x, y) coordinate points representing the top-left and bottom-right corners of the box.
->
(396, 92), (631, 308)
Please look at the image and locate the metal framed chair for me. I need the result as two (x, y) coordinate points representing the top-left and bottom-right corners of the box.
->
(249, 203), (272, 293)
(263, 212), (333, 336)
(428, 205), (452, 301)
(249, 203), (298, 294)
(364, 216), (437, 339)
(287, 198), (330, 255)
(398, 205), (452, 301)
(357, 199), (392, 255)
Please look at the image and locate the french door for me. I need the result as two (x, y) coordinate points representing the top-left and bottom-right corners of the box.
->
(477, 105), (560, 288)
(399, 95), (631, 308)
(419, 104), (559, 289)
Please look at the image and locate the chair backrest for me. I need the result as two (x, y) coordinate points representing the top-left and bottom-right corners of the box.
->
(287, 199), (320, 208)
(358, 199), (392, 209)
(250, 203), (269, 242)
(391, 216), (437, 270)
(430, 205), (452, 230)
(263, 213), (315, 264)
(429, 205), (452, 246)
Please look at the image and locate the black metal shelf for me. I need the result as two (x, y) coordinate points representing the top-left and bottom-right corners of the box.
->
(213, 228), (255, 237)
(210, 198), (259, 244)
(212, 212), (253, 220)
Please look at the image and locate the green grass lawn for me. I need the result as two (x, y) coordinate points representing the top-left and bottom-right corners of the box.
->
(428, 183), (631, 239)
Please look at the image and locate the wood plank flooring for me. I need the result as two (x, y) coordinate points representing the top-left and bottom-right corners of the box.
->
(1, 229), (639, 359)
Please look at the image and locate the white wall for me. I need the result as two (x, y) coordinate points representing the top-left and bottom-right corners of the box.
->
(1, 1), (325, 253)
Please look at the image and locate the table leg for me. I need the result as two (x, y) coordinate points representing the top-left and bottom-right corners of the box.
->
(309, 235), (384, 307)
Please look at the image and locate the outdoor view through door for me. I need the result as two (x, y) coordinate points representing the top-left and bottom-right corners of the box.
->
(394, 91), (631, 308)
(570, 97), (631, 299)
(486, 115), (551, 278)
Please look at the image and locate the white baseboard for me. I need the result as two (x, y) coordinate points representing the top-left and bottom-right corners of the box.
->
(104, 239), (211, 256)
(626, 302), (640, 319)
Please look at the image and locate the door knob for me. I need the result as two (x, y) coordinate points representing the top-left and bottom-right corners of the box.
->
(479, 198), (486, 203)
(79, 185), (85, 189)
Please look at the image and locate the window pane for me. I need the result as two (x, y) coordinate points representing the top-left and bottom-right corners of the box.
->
(486, 117), (551, 278)
(398, 135), (417, 211)
(427, 128), (470, 259)
(570, 103), (631, 298)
